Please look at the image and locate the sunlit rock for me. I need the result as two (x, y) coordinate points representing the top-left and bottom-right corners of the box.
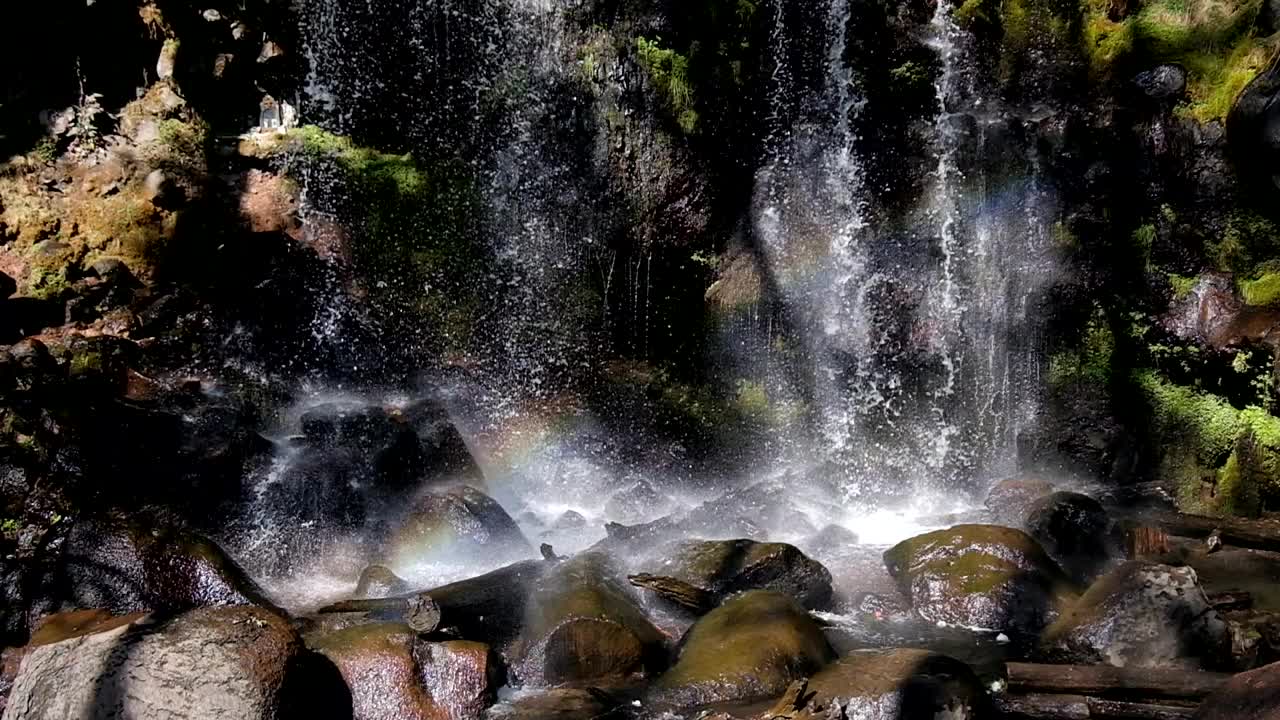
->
(384, 485), (532, 571)
(2, 606), (339, 720)
(883, 524), (1075, 641)
(1040, 561), (1232, 670)
(310, 622), (500, 720)
(514, 553), (666, 686)
(765, 649), (989, 720)
(633, 538), (834, 613)
(649, 590), (834, 707)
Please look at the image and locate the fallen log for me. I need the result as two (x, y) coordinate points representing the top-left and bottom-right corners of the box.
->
(318, 559), (548, 644)
(1206, 590), (1253, 612)
(1005, 663), (1232, 701)
(996, 693), (1197, 719)
(1123, 511), (1280, 553)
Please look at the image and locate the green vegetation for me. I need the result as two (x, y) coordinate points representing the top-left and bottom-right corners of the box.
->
(636, 37), (699, 133)
(1208, 210), (1280, 274)
(1168, 273), (1199, 300)
(1241, 272), (1280, 306)
(1048, 311), (1115, 387)
(1141, 372), (1280, 516)
(1083, 0), (1274, 120)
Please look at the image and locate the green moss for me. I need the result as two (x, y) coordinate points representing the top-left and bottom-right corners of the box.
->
(636, 37), (700, 134)
(1209, 210), (1280, 274)
(24, 265), (71, 301)
(954, 0), (1001, 27)
(1168, 273), (1199, 300)
(1048, 310), (1114, 388)
(734, 379), (769, 418)
(1242, 273), (1280, 306)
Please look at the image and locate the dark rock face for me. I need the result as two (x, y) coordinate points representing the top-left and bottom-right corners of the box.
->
(636, 538), (834, 612)
(309, 622), (499, 720)
(884, 525), (1075, 640)
(1196, 659), (1280, 720)
(54, 515), (276, 617)
(354, 565), (411, 600)
(1134, 65), (1188, 101)
(1023, 492), (1119, 585)
(514, 553), (666, 686)
(650, 590), (834, 707)
(1041, 561), (1231, 670)
(781, 649), (990, 720)
(2, 606), (344, 720)
(383, 486), (531, 569)
(1228, 57), (1280, 198)
(984, 477), (1055, 525)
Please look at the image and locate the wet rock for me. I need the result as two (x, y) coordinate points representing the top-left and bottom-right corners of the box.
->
(771, 649), (989, 720)
(300, 403), (432, 491)
(604, 480), (674, 523)
(883, 525), (1074, 640)
(239, 169), (300, 235)
(679, 479), (833, 539)
(310, 622), (499, 720)
(1194, 659), (1280, 720)
(650, 590), (834, 707)
(56, 515), (277, 616)
(63, 334), (133, 395)
(1134, 65), (1187, 101)
(551, 510), (587, 530)
(514, 553), (666, 686)
(384, 486), (531, 570)
(3, 606), (341, 720)
(804, 524), (861, 556)
(1228, 55), (1280, 198)
(849, 592), (916, 624)
(1263, 0), (1280, 34)
(1023, 492), (1119, 585)
(635, 538), (834, 612)
(984, 477), (1055, 525)
(487, 688), (620, 720)
(355, 565), (411, 600)
(398, 398), (485, 486)
(1040, 561), (1231, 670)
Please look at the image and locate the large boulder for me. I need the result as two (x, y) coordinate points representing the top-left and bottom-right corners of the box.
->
(1022, 492), (1119, 585)
(633, 538), (833, 613)
(1040, 561), (1232, 670)
(309, 622), (499, 720)
(1, 606), (344, 720)
(354, 565), (411, 600)
(514, 553), (667, 686)
(767, 649), (990, 720)
(1228, 56), (1280, 198)
(650, 590), (834, 707)
(883, 525), (1075, 640)
(1195, 659), (1280, 720)
(54, 515), (277, 617)
(383, 486), (531, 570)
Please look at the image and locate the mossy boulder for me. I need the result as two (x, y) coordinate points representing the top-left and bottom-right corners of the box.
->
(383, 486), (532, 571)
(649, 590), (835, 707)
(310, 622), (500, 720)
(1023, 492), (1121, 585)
(1040, 561), (1232, 669)
(884, 525), (1076, 640)
(779, 649), (990, 720)
(635, 538), (834, 612)
(514, 553), (667, 686)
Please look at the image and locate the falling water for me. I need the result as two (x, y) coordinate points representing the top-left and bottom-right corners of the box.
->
(749, 0), (1060, 502)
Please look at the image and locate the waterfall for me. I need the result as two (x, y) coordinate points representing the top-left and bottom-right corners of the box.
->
(748, 0), (1060, 502)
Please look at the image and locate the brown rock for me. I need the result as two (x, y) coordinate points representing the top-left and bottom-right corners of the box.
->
(239, 169), (300, 235)
(310, 622), (499, 720)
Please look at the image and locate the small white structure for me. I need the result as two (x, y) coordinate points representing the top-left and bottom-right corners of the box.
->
(259, 95), (282, 130)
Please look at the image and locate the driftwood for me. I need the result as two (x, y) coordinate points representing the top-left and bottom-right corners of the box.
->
(997, 693), (1197, 719)
(1124, 511), (1280, 553)
(1005, 663), (1232, 702)
(627, 573), (715, 614)
(318, 559), (547, 644)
